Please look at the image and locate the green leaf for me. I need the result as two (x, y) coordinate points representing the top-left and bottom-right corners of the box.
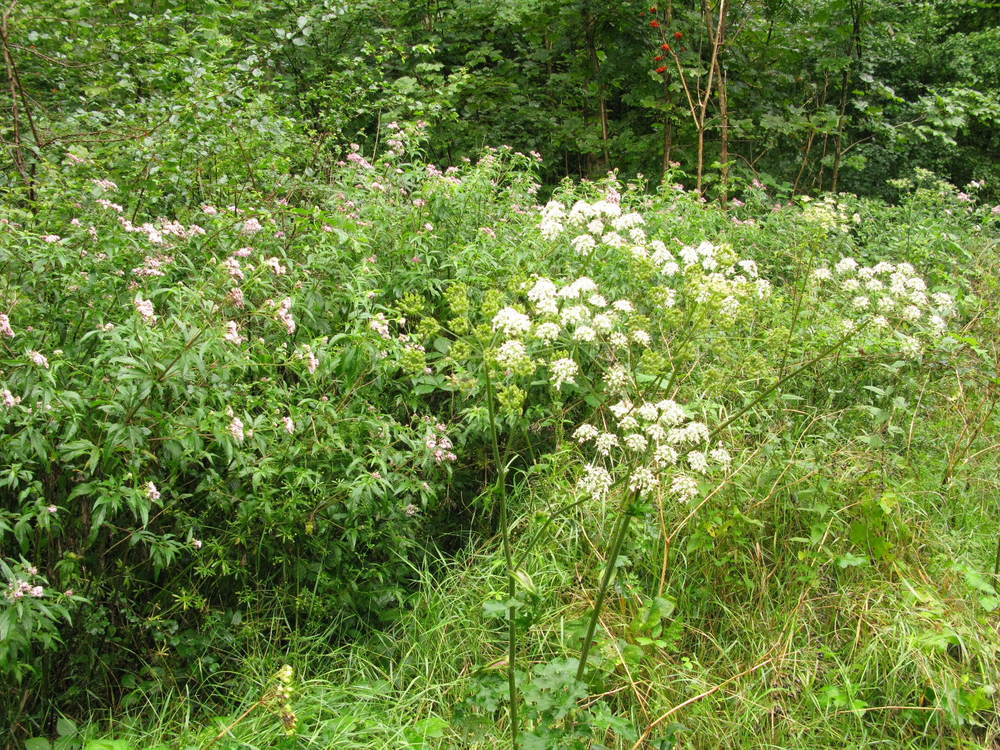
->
(835, 552), (868, 568)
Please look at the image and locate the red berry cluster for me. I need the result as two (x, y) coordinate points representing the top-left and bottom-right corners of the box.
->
(641, 7), (685, 75)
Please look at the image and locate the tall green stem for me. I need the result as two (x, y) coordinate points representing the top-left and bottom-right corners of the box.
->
(576, 490), (639, 683)
(483, 364), (519, 749)
(993, 528), (1000, 578)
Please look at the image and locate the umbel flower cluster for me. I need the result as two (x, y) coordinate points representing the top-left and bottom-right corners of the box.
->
(484, 273), (730, 506)
(574, 397), (731, 504)
(540, 198), (771, 323)
(809, 257), (956, 356)
(530, 192), (959, 509)
(489, 274), (648, 389)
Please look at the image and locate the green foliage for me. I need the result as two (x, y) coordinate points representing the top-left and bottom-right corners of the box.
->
(1, 2), (999, 747)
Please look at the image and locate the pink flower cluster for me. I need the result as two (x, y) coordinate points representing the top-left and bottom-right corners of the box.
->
(230, 415), (245, 443)
(224, 321), (244, 344)
(134, 296), (156, 324)
(0, 313), (13, 338)
(425, 424), (457, 463)
(370, 314), (391, 339)
(242, 217), (263, 235)
(7, 580), (44, 600)
(276, 298), (296, 334)
(132, 254), (174, 277)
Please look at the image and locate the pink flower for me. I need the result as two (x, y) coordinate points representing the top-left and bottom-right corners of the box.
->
(192, 539), (203, 549)
(228, 287), (246, 307)
(43, 234), (61, 243)
(29, 350), (49, 368)
(229, 416), (245, 443)
(265, 257), (288, 275)
(134, 296), (156, 324)
(224, 321), (244, 344)
(423, 223), (434, 231)
(283, 415), (295, 434)
(47, 505), (57, 514)
(242, 218), (263, 235)
(92, 178), (118, 191)
(146, 481), (161, 501)
(224, 256), (245, 280)
(276, 298), (296, 334)
(0, 313), (13, 338)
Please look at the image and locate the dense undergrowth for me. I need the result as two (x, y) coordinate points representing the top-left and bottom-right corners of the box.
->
(2, 122), (999, 748)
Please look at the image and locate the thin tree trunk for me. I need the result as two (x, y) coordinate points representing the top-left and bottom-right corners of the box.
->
(832, 0), (863, 193)
(584, 4), (610, 169)
(716, 8), (729, 203)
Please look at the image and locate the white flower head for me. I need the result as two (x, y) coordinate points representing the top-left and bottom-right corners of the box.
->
(533, 321), (561, 342)
(495, 339), (531, 370)
(579, 463), (613, 500)
(493, 307), (532, 337)
(628, 467), (658, 494)
(624, 433), (648, 452)
(670, 474), (699, 502)
(688, 450), (708, 473)
(550, 357), (578, 390)
(595, 432), (619, 456)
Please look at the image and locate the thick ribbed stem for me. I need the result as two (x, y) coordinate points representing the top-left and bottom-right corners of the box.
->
(576, 491), (638, 683)
(484, 364), (519, 749)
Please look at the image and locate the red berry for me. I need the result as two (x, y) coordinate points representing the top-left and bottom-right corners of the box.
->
(661, 43), (671, 51)
(656, 66), (667, 73)
(674, 31), (683, 39)
(650, 20), (660, 28)
(654, 55), (664, 61)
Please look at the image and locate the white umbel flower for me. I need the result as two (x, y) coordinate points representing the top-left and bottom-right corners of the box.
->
(670, 474), (699, 502)
(628, 467), (658, 494)
(550, 358), (578, 390)
(493, 307), (532, 336)
(579, 464), (613, 500)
